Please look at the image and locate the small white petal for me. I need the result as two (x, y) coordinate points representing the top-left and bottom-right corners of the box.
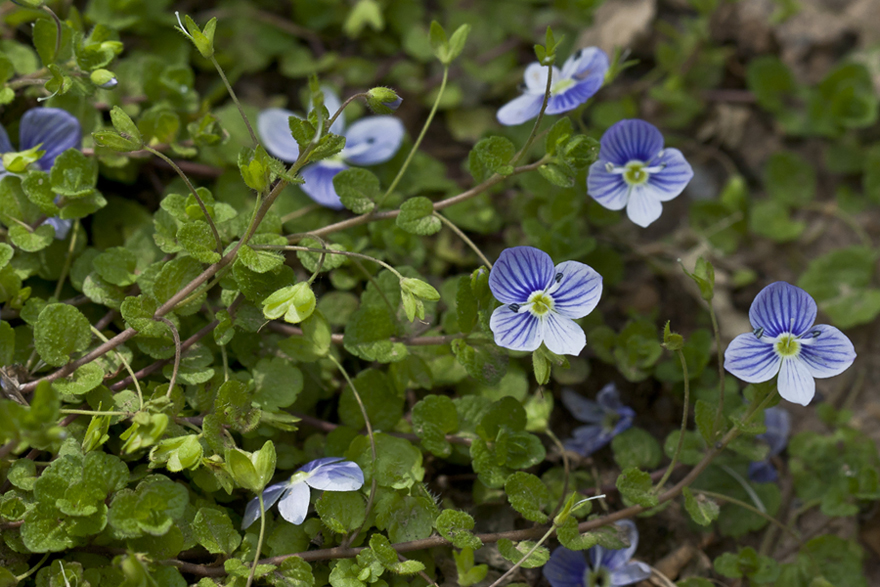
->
(497, 93), (544, 126)
(777, 356), (815, 406)
(276, 480), (312, 525)
(541, 312), (586, 356)
(625, 186), (664, 227)
(343, 116), (405, 166)
(490, 305), (542, 352)
(258, 108), (300, 163)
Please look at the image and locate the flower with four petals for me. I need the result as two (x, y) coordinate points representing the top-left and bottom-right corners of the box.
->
(258, 88), (405, 209)
(543, 520), (651, 587)
(587, 119), (693, 228)
(497, 47), (609, 126)
(723, 281), (856, 406)
(242, 457), (364, 529)
(488, 246), (602, 356)
(561, 383), (634, 457)
(749, 406), (790, 483)
(0, 107), (82, 239)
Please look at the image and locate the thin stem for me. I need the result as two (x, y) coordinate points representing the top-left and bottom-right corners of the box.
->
(157, 317), (181, 398)
(210, 56), (258, 147)
(254, 244), (403, 280)
(545, 429), (570, 520)
(15, 552), (50, 583)
(695, 489), (801, 544)
(143, 145), (223, 256)
(708, 305), (726, 439)
(654, 348), (690, 493)
(433, 212), (492, 269)
(90, 326), (144, 410)
(41, 6), (62, 59)
(511, 61), (553, 166)
(719, 464), (766, 514)
(60, 409), (132, 417)
(376, 66), (448, 207)
(486, 524), (557, 587)
(245, 494), (266, 587)
(53, 220), (79, 300)
(281, 203), (321, 224)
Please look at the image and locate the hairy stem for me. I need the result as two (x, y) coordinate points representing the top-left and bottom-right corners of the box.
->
(245, 494), (266, 587)
(433, 212), (493, 269)
(654, 348), (690, 493)
(210, 56), (258, 147)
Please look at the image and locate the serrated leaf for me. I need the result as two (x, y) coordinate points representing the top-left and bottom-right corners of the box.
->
(333, 168), (379, 214)
(434, 509), (482, 550)
(497, 538), (550, 568)
(615, 467), (658, 508)
(34, 303), (92, 367)
(683, 487), (720, 526)
(193, 507), (242, 555)
(396, 197), (441, 235)
(50, 149), (97, 198)
(505, 472), (550, 522)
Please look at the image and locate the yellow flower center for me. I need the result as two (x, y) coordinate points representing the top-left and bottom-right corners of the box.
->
(624, 161), (650, 185)
(528, 291), (554, 316)
(551, 77), (575, 94)
(775, 334), (800, 357)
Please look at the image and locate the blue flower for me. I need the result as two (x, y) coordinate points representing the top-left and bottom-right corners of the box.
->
(724, 281), (856, 406)
(543, 520), (651, 587)
(497, 48), (609, 126)
(258, 88), (405, 209)
(587, 119), (693, 228)
(562, 384), (634, 456)
(0, 107), (82, 240)
(748, 406), (790, 483)
(488, 246), (602, 356)
(242, 457), (364, 529)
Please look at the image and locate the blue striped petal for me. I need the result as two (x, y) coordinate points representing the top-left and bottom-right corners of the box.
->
(489, 246), (554, 304)
(258, 108), (300, 163)
(748, 282), (817, 338)
(242, 481), (288, 529)
(599, 119), (664, 166)
(798, 324), (855, 378)
(277, 480), (312, 525)
(777, 356), (815, 406)
(543, 547), (588, 587)
(564, 424), (612, 455)
(645, 148), (693, 201)
(546, 75), (604, 114)
(542, 312), (586, 356)
(625, 186), (663, 227)
(610, 562), (653, 586)
(300, 161), (347, 209)
(490, 305), (542, 352)
(497, 93), (544, 126)
(561, 389), (605, 424)
(305, 459), (364, 491)
(343, 116), (405, 166)
(590, 519), (639, 571)
(759, 406), (790, 456)
(560, 47), (610, 82)
(19, 108), (82, 171)
(587, 161), (629, 210)
(548, 260), (602, 318)
(748, 460), (779, 483)
(45, 217), (72, 240)
(724, 332), (781, 383)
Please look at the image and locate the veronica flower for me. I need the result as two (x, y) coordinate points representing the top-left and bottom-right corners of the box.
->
(561, 384), (634, 456)
(543, 520), (651, 587)
(488, 246), (602, 356)
(258, 88), (405, 209)
(587, 119), (693, 228)
(497, 47), (609, 126)
(242, 457), (364, 529)
(724, 282), (856, 406)
(0, 108), (82, 240)
(749, 406), (790, 483)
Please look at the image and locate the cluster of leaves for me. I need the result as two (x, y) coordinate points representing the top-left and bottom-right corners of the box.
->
(1, 1), (879, 587)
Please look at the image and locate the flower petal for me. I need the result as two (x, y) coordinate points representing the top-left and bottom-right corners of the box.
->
(596, 383), (624, 412)
(546, 75), (605, 115)
(318, 86), (345, 136)
(645, 148), (693, 201)
(541, 312), (586, 356)
(258, 108), (300, 163)
(305, 460), (364, 491)
(543, 546), (588, 587)
(591, 519), (639, 571)
(489, 246), (555, 304)
(0, 122), (12, 153)
(342, 116), (405, 165)
(587, 161), (629, 211)
(625, 185), (664, 227)
(564, 424), (613, 456)
(276, 480), (312, 525)
(45, 217), (72, 240)
(242, 482), (288, 529)
(490, 305), (542, 352)
(777, 356), (815, 406)
(300, 162), (347, 209)
(759, 406), (790, 456)
(548, 260), (603, 319)
(798, 324), (856, 379)
(599, 119), (664, 166)
(748, 460), (779, 483)
(497, 93), (544, 126)
(610, 562), (653, 586)
(561, 47), (610, 82)
(561, 389), (605, 424)
(20, 108), (82, 171)
(748, 281), (817, 338)
(523, 62), (552, 94)
(723, 332), (782, 383)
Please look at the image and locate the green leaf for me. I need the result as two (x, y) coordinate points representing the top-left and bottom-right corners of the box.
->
(34, 303), (92, 367)
(750, 200), (805, 243)
(333, 168), (379, 214)
(611, 427), (663, 470)
(193, 507), (242, 556)
(747, 56), (798, 112)
(797, 245), (880, 328)
(51, 362), (104, 396)
(109, 105), (143, 146)
(338, 369), (403, 431)
(178, 221), (221, 264)
(93, 246), (138, 287)
(252, 356), (303, 410)
(504, 472), (550, 522)
(9, 223), (54, 252)
(108, 476), (188, 538)
(497, 538), (550, 569)
(295, 236), (347, 274)
(445, 24), (471, 64)
(374, 491), (434, 542)
(454, 547), (488, 587)
(683, 488), (719, 526)
(663, 430), (705, 466)
(412, 394), (458, 457)
(50, 149), (98, 198)
(8, 459), (38, 490)
(556, 516), (600, 551)
(468, 136), (515, 181)
(396, 197), (441, 235)
(764, 151), (816, 206)
(150, 435), (203, 472)
(315, 491), (366, 534)
(694, 399), (716, 443)
(262, 283), (316, 324)
(451, 339), (509, 387)
(238, 236), (287, 274)
(428, 21), (448, 60)
(615, 467), (658, 508)
(347, 433), (424, 490)
(477, 396), (525, 439)
(344, 305), (408, 363)
(434, 509), (482, 550)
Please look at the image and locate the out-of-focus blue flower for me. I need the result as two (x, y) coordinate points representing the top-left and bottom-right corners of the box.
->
(724, 282), (856, 406)
(562, 383), (634, 456)
(748, 406), (790, 483)
(587, 119), (693, 228)
(488, 246), (602, 356)
(543, 520), (651, 587)
(497, 48), (609, 126)
(258, 88), (405, 209)
(0, 108), (81, 240)
(242, 457), (364, 529)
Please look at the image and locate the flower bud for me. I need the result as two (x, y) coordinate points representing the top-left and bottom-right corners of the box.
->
(366, 87), (402, 114)
(10, 0), (45, 8)
(90, 69), (118, 89)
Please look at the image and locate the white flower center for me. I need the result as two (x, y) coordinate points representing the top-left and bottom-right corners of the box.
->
(605, 159), (667, 185)
(551, 77), (575, 94)
(775, 333), (800, 357)
(527, 291), (554, 316)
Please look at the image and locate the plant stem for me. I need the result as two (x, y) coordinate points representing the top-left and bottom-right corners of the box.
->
(254, 244), (404, 280)
(90, 326), (143, 410)
(53, 220), (79, 300)
(157, 317), (181, 397)
(695, 489), (801, 543)
(654, 348), (691, 493)
(245, 494), (266, 587)
(433, 212), (493, 269)
(511, 61), (553, 166)
(210, 56), (258, 147)
(545, 429), (570, 519)
(708, 304), (726, 439)
(42, 6), (62, 59)
(486, 524), (557, 587)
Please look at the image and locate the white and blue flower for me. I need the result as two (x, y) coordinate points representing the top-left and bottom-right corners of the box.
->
(562, 384), (634, 457)
(258, 88), (405, 209)
(587, 119), (693, 228)
(543, 520), (651, 587)
(488, 246), (602, 356)
(497, 47), (609, 126)
(242, 457), (364, 529)
(749, 406), (790, 483)
(0, 108), (82, 240)
(724, 281), (856, 406)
